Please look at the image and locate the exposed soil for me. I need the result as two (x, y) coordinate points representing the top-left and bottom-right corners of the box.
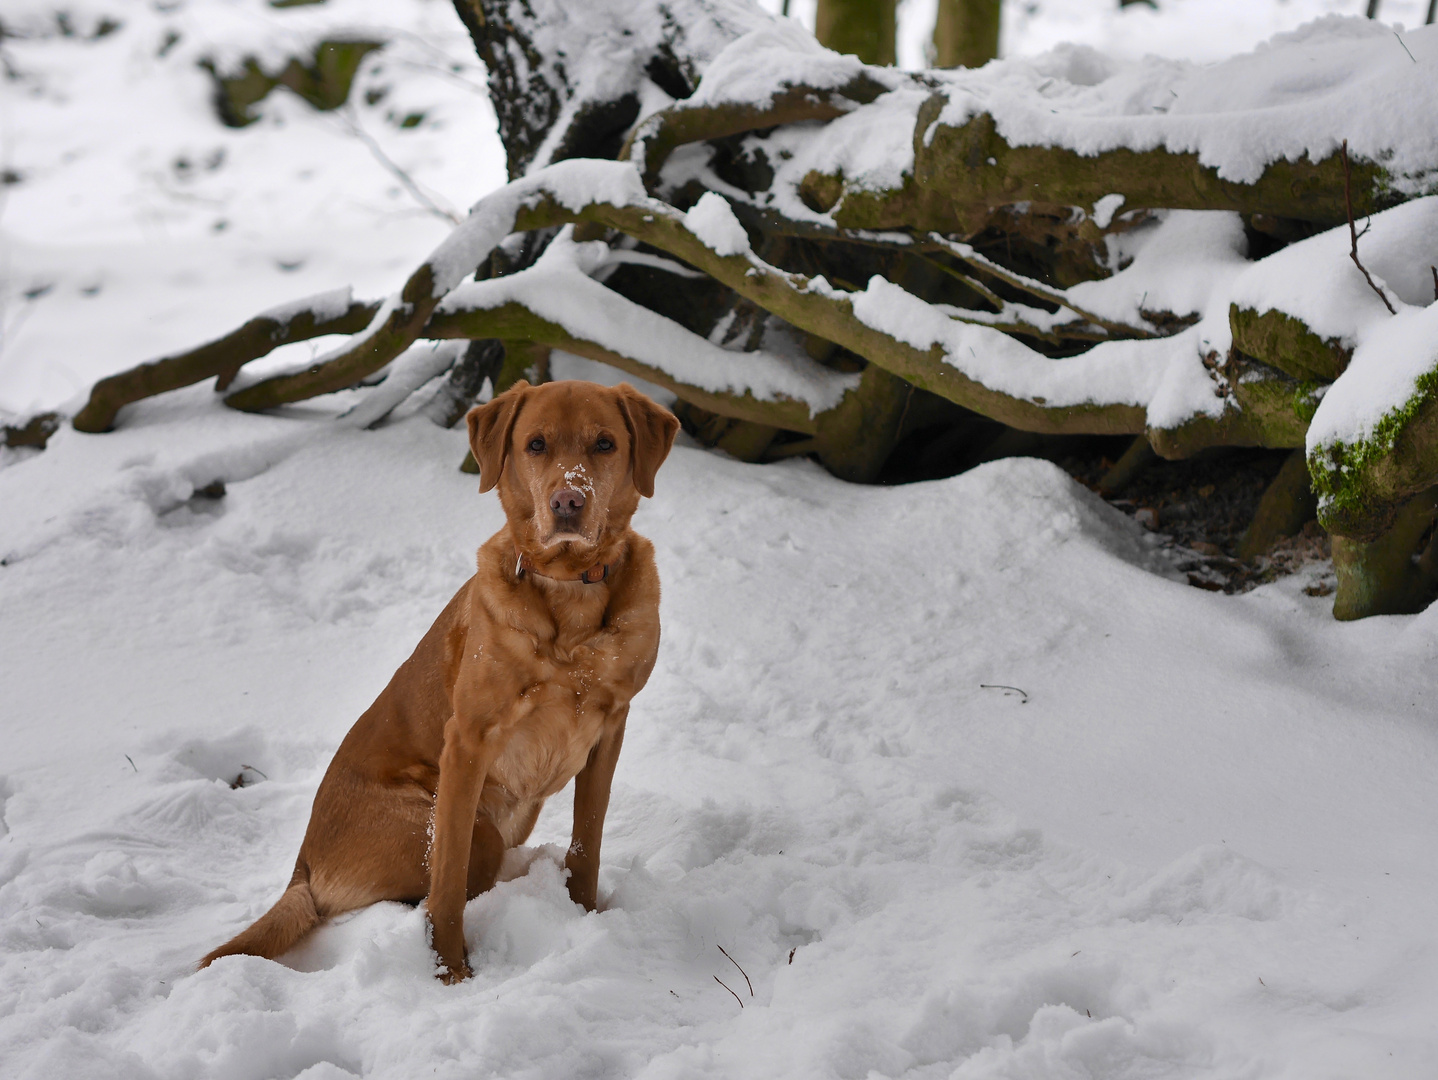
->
(1060, 443), (1334, 596)
(883, 422), (1334, 597)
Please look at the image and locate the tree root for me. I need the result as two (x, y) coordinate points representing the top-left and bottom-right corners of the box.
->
(424, 301), (821, 434)
(72, 292), (381, 433)
(626, 76), (890, 190)
(3, 412), (61, 450)
(1332, 487), (1438, 619)
(1238, 448), (1317, 560)
(1229, 306), (1350, 382)
(1096, 435), (1155, 496)
(83, 166), (1299, 456)
(914, 108), (1395, 228)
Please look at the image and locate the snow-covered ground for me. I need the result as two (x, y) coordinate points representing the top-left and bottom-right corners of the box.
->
(5, 386), (1438, 1078)
(4, 1), (1438, 1077)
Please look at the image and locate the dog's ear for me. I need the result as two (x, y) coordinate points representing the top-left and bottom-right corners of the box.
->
(614, 384), (680, 498)
(466, 381), (531, 493)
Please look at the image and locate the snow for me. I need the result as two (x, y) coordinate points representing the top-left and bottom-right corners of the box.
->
(1, 0), (507, 415)
(338, 341), (466, 430)
(1069, 211), (1251, 327)
(7, 0), (1438, 1076)
(1308, 302), (1438, 458)
(926, 18), (1438, 190)
(1090, 194), (1125, 230)
(684, 20), (875, 108)
(771, 86), (934, 207)
(1228, 196), (1438, 345)
(4, 397), (1438, 1077)
(851, 275), (1165, 409)
(683, 193), (753, 258)
(259, 289), (359, 330)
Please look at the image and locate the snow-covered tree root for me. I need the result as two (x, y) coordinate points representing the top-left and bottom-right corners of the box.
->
(627, 77), (890, 191)
(211, 166), (1304, 464)
(77, 163), (1320, 465)
(1331, 489), (1438, 621)
(910, 109), (1394, 232)
(1307, 374), (1438, 620)
(72, 292), (380, 433)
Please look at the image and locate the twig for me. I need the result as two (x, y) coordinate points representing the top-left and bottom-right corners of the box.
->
(714, 975), (743, 1007)
(124, 754), (138, 772)
(717, 945), (753, 997)
(335, 107), (461, 225)
(927, 234), (1159, 339)
(1430, 265), (1436, 302)
(1394, 31), (1417, 64)
(1341, 140), (1396, 315)
(979, 684), (1029, 703)
(239, 764), (269, 780)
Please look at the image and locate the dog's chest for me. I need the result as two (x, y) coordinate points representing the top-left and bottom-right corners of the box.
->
(487, 654), (611, 800)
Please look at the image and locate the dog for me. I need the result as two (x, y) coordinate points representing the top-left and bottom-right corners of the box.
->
(200, 379), (679, 982)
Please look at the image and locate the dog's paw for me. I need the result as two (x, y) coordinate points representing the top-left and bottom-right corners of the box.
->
(437, 958), (473, 984)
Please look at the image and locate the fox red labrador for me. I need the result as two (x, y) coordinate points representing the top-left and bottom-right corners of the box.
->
(200, 379), (679, 982)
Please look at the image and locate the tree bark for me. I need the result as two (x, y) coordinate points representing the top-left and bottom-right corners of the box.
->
(1332, 488), (1438, 619)
(815, 0), (896, 66)
(932, 0), (1000, 69)
(1238, 449), (1317, 560)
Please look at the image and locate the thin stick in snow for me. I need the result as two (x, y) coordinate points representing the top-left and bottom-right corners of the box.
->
(980, 684), (1029, 703)
(1430, 266), (1437, 302)
(714, 975), (743, 1007)
(717, 945), (753, 997)
(1341, 140), (1396, 315)
(336, 108), (461, 225)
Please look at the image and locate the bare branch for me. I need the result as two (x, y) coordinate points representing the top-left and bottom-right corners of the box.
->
(1341, 139), (1397, 315)
(717, 945), (753, 997)
(334, 107), (462, 225)
(927, 234), (1160, 339)
(714, 976), (743, 1008)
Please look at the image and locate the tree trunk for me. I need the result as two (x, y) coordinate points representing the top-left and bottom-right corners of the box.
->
(932, 0), (1000, 69)
(815, 0), (896, 66)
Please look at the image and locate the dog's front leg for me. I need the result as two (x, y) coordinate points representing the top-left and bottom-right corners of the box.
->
(427, 714), (507, 982)
(566, 710), (628, 912)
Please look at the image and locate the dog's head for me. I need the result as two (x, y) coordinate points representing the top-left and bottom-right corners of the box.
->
(466, 380), (679, 570)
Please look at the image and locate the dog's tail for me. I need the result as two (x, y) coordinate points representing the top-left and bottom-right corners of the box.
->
(199, 866), (320, 969)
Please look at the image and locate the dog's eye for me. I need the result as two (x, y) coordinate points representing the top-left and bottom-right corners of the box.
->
(595, 437), (615, 453)
(527, 437), (546, 454)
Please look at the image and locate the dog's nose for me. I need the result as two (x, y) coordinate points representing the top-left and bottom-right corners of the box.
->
(550, 488), (585, 516)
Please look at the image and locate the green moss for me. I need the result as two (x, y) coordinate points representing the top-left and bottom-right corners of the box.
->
(1310, 362), (1438, 540)
(1292, 381), (1324, 425)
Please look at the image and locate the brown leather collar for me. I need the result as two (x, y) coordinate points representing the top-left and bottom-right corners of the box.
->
(514, 549), (609, 585)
